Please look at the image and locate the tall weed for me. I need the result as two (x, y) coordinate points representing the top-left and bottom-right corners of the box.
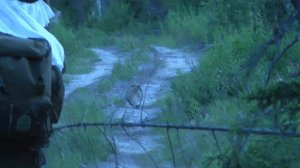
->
(162, 7), (209, 44)
(47, 88), (109, 168)
(168, 26), (270, 119)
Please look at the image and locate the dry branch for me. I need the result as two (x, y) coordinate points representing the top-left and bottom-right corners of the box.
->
(95, 127), (118, 168)
(212, 131), (223, 157)
(53, 122), (300, 137)
(84, 128), (99, 168)
(166, 129), (176, 168)
(266, 36), (299, 84)
(245, 10), (299, 79)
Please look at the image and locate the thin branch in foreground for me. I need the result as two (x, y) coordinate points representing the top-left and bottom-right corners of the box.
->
(167, 128), (176, 168)
(53, 122), (300, 137)
(122, 127), (159, 168)
(95, 126), (118, 168)
(244, 14), (297, 76)
(140, 63), (157, 123)
(111, 137), (119, 168)
(212, 131), (223, 158)
(266, 36), (299, 84)
(244, 38), (274, 74)
(84, 128), (99, 168)
(176, 129), (187, 165)
(122, 127), (158, 168)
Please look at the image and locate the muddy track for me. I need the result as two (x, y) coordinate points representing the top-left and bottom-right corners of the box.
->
(64, 46), (197, 168)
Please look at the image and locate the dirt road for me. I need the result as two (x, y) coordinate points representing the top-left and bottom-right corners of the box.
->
(64, 46), (197, 168)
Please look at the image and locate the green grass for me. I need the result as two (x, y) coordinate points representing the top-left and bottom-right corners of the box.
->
(110, 51), (151, 81)
(161, 7), (209, 44)
(50, 22), (99, 74)
(46, 87), (110, 168)
(155, 15), (300, 166)
(74, 27), (114, 47)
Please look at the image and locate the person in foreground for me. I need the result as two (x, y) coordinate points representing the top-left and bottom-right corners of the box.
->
(0, 0), (65, 167)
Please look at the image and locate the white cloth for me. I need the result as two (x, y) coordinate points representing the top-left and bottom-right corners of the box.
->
(0, 0), (64, 71)
(16, 0), (55, 27)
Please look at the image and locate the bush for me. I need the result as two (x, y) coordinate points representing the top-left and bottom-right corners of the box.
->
(50, 22), (98, 74)
(95, 1), (134, 33)
(162, 7), (209, 44)
(46, 88), (110, 168)
(171, 26), (270, 119)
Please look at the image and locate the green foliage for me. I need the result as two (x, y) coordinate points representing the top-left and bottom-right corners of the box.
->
(170, 27), (268, 119)
(125, 0), (168, 23)
(95, 1), (134, 33)
(74, 27), (113, 47)
(162, 7), (209, 44)
(111, 52), (150, 81)
(47, 88), (110, 168)
(160, 0), (288, 45)
(206, 0), (253, 27)
(49, 22), (98, 74)
(272, 35), (300, 80)
(241, 137), (300, 168)
(258, 0), (287, 27)
(52, 0), (98, 27)
(111, 62), (136, 81)
(248, 80), (300, 131)
(114, 34), (140, 52)
(157, 1), (300, 166)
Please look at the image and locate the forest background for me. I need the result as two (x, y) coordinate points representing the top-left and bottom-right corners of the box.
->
(48, 0), (300, 167)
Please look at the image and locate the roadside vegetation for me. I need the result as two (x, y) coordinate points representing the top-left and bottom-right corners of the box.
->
(156, 1), (300, 167)
(48, 0), (300, 167)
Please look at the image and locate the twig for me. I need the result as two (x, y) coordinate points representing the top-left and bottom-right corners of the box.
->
(212, 131), (223, 158)
(140, 60), (158, 123)
(111, 137), (119, 168)
(240, 109), (264, 154)
(266, 36), (299, 84)
(95, 126), (118, 168)
(167, 128), (176, 168)
(53, 122), (300, 137)
(122, 127), (159, 168)
(244, 38), (274, 74)
(80, 109), (88, 124)
(245, 14), (297, 75)
(176, 129), (187, 165)
(140, 77), (151, 122)
(83, 128), (99, 168)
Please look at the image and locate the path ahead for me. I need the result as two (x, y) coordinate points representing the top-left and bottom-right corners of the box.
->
(93, 46), (197, 168)
(64, 49), (118, 98)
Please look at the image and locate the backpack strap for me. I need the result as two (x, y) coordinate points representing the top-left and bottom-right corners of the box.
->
(0, 33), (50, 59)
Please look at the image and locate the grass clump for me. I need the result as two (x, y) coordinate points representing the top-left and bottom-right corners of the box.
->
(169, 27), (267, 117)
(162, 7), (209, 44)
(47, 87), (110, 168)
(111, 51), (151, 81)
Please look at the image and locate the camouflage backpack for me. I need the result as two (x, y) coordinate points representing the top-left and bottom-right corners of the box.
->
(0, 33), (60, 148)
